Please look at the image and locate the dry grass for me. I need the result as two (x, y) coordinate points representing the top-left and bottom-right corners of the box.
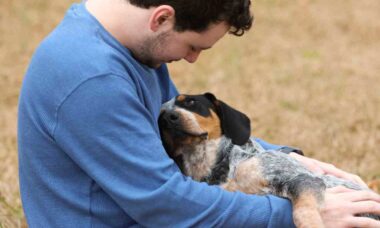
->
(0, 0), (379, 226)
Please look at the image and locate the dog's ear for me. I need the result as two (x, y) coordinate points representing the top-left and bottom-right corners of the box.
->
(204, 93), (251, 145)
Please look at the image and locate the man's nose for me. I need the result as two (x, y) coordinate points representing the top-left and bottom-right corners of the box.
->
(184, 51), (201, 63)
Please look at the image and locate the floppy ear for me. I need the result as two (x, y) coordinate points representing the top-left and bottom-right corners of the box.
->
(204, 93), (251, 145)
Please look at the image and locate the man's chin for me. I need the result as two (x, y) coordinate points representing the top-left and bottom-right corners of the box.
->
(130, 54), (175, 68)
(129, 52), (161, 68)
(140, 58), (171, 68)
(146, 60), (177, 68)
(148, 62), (164, 69)
(136, 58), (162, 69)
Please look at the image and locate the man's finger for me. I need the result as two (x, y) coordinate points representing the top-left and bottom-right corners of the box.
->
(347, 216), (380, 228)
(342, 173), (367, 188)
(318, 162), (367, 188)
(341, 191), (380, 203)
(351, 175), (368, 188)
(349, 200), (380, 215)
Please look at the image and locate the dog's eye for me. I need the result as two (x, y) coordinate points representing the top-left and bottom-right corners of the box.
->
(185, 99), (195, 107)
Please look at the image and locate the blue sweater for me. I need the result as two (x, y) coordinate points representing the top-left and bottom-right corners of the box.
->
(18, 2), (295, 227)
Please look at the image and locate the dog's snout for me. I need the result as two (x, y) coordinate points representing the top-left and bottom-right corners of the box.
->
(159, 110), (181, 127)
(163, 110), (180, 124)
(168, 112), (179, 121)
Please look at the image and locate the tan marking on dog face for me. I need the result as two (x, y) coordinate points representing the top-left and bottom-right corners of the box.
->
(193, 110), (222, 140)
(177, 95), (186, 102)
(292, 192), (324, 228)
(176, 108), (207, 137)
(222, 158), (268, 194)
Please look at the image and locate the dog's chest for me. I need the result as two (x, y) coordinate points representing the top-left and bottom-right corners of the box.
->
(181, 139), (221, 181)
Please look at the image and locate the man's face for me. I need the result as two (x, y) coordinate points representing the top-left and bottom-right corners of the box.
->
(131, 22), (230, 68)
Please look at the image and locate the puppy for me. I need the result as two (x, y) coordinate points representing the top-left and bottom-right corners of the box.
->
(158, 92), (380, 228)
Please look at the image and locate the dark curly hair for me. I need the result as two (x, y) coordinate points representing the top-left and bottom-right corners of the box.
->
(128, 0), (253, 36)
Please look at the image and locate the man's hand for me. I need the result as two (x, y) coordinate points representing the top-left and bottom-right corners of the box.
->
(289, 152), (367, 188)
(321, 186), (380, 228)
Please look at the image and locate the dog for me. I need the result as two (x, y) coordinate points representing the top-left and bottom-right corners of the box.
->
(158, 92), (380, 228)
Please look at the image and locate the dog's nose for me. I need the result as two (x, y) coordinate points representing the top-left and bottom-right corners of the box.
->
(168, 112), (179, 122)
(161, 110), (180, 125)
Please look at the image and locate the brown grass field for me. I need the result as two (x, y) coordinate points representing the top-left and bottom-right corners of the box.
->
(0, 0), (379, 227)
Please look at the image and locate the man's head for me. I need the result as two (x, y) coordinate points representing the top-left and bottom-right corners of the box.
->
(134, 20), (231, 68)
(128, 0), (253, 36)
(86, 0), (253, 68)
(128, 0), (253, 68)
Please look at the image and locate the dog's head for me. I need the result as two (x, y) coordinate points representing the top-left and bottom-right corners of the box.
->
(158, 92), (251, 160)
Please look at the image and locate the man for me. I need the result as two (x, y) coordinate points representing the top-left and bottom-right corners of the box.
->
(18, 0), (380, 227)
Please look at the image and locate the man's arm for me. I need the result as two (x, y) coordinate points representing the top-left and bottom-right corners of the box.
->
(254, 137), (304, 155)
(53, 74), (295, 227)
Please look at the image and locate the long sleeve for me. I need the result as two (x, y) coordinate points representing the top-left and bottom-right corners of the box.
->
(255, 138), (304, 155)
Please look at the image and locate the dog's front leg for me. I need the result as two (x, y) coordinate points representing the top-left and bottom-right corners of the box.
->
(285, 174), (326, 228)
(291, 191), (324, 228)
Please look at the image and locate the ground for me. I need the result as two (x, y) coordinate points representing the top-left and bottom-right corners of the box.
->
(0, 0), (379, 226)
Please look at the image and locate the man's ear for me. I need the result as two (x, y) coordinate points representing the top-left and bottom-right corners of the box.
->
(204, 92), (251, 145)
(149, 5), (175, 32)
